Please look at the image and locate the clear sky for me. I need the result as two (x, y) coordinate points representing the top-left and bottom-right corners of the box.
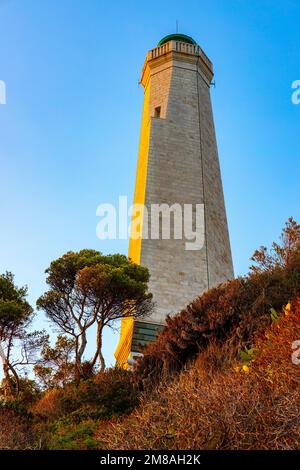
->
(0, 0), (299, 368)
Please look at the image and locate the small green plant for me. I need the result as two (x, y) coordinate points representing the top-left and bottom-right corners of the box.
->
(42, 420), (98, 450)
(239, 347), (257, 365)
(270, 308), (280, 323)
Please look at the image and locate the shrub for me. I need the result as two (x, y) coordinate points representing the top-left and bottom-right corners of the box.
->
(31, 388), (63, 420)
(32, 368), (137, 424)
(58, 368), (138, 422)
(0, 407), (35, 449)
(37, 419), (99, 450)
(32, 368), (139, 449)
(96, 299), (300, 450)
(134, 259), (300, 388)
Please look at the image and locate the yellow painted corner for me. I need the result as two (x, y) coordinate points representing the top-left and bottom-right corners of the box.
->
(115, 78), (152, 368)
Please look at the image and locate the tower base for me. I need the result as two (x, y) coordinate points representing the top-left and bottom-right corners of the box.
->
(115, 319), (164, 369)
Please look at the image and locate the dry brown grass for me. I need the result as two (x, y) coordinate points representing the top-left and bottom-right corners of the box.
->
(31, 388), (63, 420)
(96, 300), (300, 450)
(0, 408), (35, 449)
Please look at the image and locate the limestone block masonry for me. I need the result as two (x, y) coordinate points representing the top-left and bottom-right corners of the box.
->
(115, 37), (234, 367)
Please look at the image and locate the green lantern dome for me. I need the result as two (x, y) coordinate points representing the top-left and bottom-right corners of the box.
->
(157, 33), (197, 46)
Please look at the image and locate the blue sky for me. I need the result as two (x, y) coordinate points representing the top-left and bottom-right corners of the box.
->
(0, 0), (299, 368)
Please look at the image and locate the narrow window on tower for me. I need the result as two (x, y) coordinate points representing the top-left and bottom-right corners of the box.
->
(154, 106), (161, 118)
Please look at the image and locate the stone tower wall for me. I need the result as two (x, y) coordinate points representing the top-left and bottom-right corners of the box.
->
(115, 40), (234, 366)
(138, 44), (233, 324)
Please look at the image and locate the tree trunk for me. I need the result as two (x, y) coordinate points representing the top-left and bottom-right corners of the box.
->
(74, 337), (82, 384)
(98, 344), (105, 372)
(74, 331), (88, 383)
(90, 322), (105, 371)
(0, 342), (14, 397)
(2, 363), (13, 397)
(8, 363), (20, 396)
(97, 323), (105, 371)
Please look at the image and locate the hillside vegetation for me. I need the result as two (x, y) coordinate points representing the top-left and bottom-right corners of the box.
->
(94, 218), (300, 450)
(96, 299), (300, 449)
(134, 218), (300, 389)
(0, 218), (300, 450)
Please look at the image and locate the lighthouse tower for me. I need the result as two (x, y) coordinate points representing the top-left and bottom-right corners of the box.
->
(115, 34), (233, 367)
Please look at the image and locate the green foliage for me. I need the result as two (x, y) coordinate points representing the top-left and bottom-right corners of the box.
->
(0, 272), (38, 398)
(33, 368), (138, 449)
(32, 368), (138, 423)
(34, 335), (75, 389)
(57, 368), (138, 423)
(250, 217), (300, 273)
(239, 347), (257, 364)
(37, 250), (152, 378)
(2, 220), (299, 449)
(0, 398), (33, 419)
(41, 420), (98, 450)
(270, 308), (280, 322)
(17, 378), (41, 404)
(0, 272), (33, 329)
(41, 250), (150, 297)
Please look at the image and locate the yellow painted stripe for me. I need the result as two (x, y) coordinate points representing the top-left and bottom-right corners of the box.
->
(115, 74), (151, 366)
